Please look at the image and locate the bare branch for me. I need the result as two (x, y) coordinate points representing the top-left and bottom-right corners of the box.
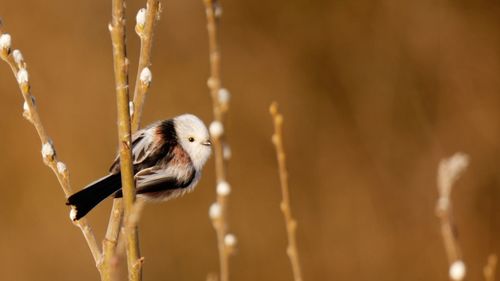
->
(116, 200), (146, 260)
(269, 102), (304, 281)
(131, 0), (161, 132)
(103, 1), (160, 279)
(436, 152), (469, 281)
(109, 0), (142, 280)
(202, 0), (233, 280)
(101, 199), (123, 281)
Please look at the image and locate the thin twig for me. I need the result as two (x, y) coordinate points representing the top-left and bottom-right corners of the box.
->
(131, 0), (160, 132)
(484, 254), (497, 281)
(0, 30), (102, 267)
(269, 102), (304, 281)
(116, 200), (146, 259)
(102, 1), (160, 278)
(436, 152), (469, 281)
(101, 199), (123, 281)
(103, 2), (160, 279)
(109, 0), (142, 280)
(202, 0), (233, 280)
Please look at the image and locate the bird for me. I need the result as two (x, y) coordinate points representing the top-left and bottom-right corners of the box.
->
(66, 114), (212, 221)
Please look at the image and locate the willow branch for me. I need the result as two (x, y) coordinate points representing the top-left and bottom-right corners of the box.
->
(101, 199), (123, 281)
(484, 254), (497, 281)
(116, 200), (146, 260)
(436, 153), (469, 281)
(109, 1), (142, 280)
(0, 30), (101, 266)
(131, 0), (160, 132)
(102, 1), (159, 278)
(269, 102), (304, 281)
(203, 1), (233, 281)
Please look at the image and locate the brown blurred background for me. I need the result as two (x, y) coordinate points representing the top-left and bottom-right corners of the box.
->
(1, 0), (499, 280)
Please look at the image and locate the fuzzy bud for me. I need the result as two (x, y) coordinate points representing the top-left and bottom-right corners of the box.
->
(0, 33), (11, 56)
(17, 68), (29, 85)
(218, 88), (230, 104)
(449, 260), (466, 281)
(136, 8), (147, 32)
(69, 208), (77, 221)
(140, 67), (152, 85)
(209, 202), (222, 220)
(209, 121), (224, 138)
(224, 233), (237, 247)
(57, 161), (67, 174)
(41, 141), (55, 159)
(129, 101), (134, 117)
(216, 181), (231, 196)
(12, 49), (23, 65)
(22, 100), (32, 121)
(23, 101), (29, 112)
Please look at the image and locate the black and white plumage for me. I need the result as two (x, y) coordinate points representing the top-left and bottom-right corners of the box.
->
(66, 114), (212, 221)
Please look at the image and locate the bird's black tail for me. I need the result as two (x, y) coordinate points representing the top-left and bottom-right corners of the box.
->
(66, 173), (122, 220)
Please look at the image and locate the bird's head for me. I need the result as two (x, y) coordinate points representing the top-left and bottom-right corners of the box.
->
(174, 114), (212, 170)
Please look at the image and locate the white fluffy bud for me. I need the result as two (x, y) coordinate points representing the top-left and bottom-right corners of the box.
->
(22, 100), (31, 120)
(209, 202), (222, 219)
(218, 88), (230, 104)
(0, 33), (11, 51)
(129, 101), (134, 117)
(216, 181), (231, 196)
(17, 68), (29, 85)
(209, 121), (224, 138)
(449, 260), (466, 281)
(41, 142), (55, 159)
(13, 49), (23, 64)
(57, 161), (67, 174)
(69, 208), (77, 221)
(224, 233), (237, 247)
(136, 8), (147, 28)
(140, 67), (152, 85)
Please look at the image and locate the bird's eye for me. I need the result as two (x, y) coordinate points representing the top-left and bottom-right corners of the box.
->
(188, 137), (195, 142)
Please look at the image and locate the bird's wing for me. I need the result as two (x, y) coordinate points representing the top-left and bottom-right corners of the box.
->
(131, 129), (157, 164)
(109, 130), (147, 173)
(134, 165), (196, 194)
(109, 123), (173, 173)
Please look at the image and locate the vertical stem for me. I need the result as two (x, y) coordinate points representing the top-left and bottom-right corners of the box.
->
(104, 0), (160, 278)
(101, 199), (124, 281)
(203, 0), (231, 280)
(436, 153), (469, 281)
(131, 0), (160, 132)
(270, 102), (304, 281)
(109, 0), (142, 280)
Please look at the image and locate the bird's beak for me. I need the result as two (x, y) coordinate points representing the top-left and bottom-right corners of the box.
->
(202, 140), (212, 146)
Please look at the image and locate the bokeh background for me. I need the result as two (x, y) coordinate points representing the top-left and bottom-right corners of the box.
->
(1, 0), (499, 280)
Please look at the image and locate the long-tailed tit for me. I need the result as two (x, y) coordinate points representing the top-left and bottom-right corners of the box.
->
(66, 114), (212, 220)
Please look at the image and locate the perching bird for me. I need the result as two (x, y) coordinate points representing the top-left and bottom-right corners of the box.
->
(66, 114), (212, 221)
